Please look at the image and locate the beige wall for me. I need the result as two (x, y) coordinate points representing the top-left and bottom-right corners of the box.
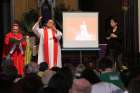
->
(138, 0), (140, 52)
(11, 0), (38, 21)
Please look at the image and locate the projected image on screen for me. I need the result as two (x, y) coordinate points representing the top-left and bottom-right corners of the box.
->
(63, 12), (98, 48)
(76, 21), (92, 40)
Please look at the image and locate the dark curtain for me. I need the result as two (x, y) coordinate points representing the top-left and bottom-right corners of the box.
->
(0, 0), (11, 62)
(123, 0), (139, 68)
(79, 0), (139, 67)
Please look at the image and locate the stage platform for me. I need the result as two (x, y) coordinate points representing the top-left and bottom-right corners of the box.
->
(61, 44), (107, 65)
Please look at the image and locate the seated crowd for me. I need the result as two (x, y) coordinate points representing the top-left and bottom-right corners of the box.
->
(0, 56), (140, 93)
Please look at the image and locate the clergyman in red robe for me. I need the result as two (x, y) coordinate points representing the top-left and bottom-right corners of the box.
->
(3, 21), (26, 75)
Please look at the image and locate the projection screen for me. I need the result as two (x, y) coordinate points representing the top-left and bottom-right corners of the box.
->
(63, 12), (99, 48)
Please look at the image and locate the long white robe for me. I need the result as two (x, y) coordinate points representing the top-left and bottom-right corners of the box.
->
(32, 22), (62, 68)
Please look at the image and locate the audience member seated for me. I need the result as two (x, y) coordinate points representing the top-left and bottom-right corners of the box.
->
(81, 68), (101, 84)
(51, 66), (61, 72)
(0, 73), (14, 93)
(80, 68), (123, 93)
(1, 59), (18, 81)
(97, 57), (124, 88)
(91, 81), (123, 93)
(63, 63), (76, 75)
(128, 77), (140, 93)
(120, 69), (130, 93)
(44, 67), (73, 93)
(41, 70), (56, 88)
(12, 73), (43, 93)
(74, 64), (86, 78)
(70, 78), (92, 93)
(0, 59), (18, 93)
(24, 62), (39, 75)
(81, 69), (123, 93)
(1, 54), (140, 93)
(38, 62), (48, 77)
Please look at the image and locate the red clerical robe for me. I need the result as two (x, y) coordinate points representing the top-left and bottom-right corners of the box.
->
(3, 32), (26, 75)
(32, 22), (62, 68)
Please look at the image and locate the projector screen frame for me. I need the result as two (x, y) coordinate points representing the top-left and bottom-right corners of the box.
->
(62, 12), (99, 49)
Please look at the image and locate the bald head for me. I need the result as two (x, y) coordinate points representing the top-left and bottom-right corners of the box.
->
(70, 78), (92, 93)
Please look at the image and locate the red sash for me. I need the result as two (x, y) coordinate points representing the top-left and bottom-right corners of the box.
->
(44, 27), (58, 68)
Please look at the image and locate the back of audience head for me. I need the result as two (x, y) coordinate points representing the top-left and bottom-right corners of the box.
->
(19, 73), (43, 93)
(81, 68), (101, 84)
(70, 78), (92, 93)
(63, 63), (75, 75)
(51, 66), (61, 72)
(75, 64), (86, 73)
(74, 64), (86, 78)
(41, 70), (56, 88)
(1, 59), (18, 81)
(97, 57), (113, 71)
(128, 77), (140, 93)
(129, 66), (140, 80)
(120, 69), (130, 89)
(60, 66), (73, 75)
(39, 62), (48, 72)
(24, 62), (39, 75)
(0, 60), (18, 93)
(46, 68), (73, 93)
(0, 72), (14, 93)
(85, 61), (96, 70)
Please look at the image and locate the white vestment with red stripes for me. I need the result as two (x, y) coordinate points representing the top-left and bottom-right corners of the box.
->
(32, 22), (62, 68)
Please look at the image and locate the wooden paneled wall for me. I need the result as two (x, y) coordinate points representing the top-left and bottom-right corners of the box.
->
(11, 0), (38, 20)
(56, 0), (79, 11)
(12, 0), (79, 20)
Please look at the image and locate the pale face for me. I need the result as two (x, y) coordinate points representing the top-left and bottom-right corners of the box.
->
(47, 20), (54, 28)
(12, 24), (19, 33)
(110, 19), (117, 28)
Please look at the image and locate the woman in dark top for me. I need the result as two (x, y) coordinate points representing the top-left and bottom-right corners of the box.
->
(106, 18), (122, 62)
